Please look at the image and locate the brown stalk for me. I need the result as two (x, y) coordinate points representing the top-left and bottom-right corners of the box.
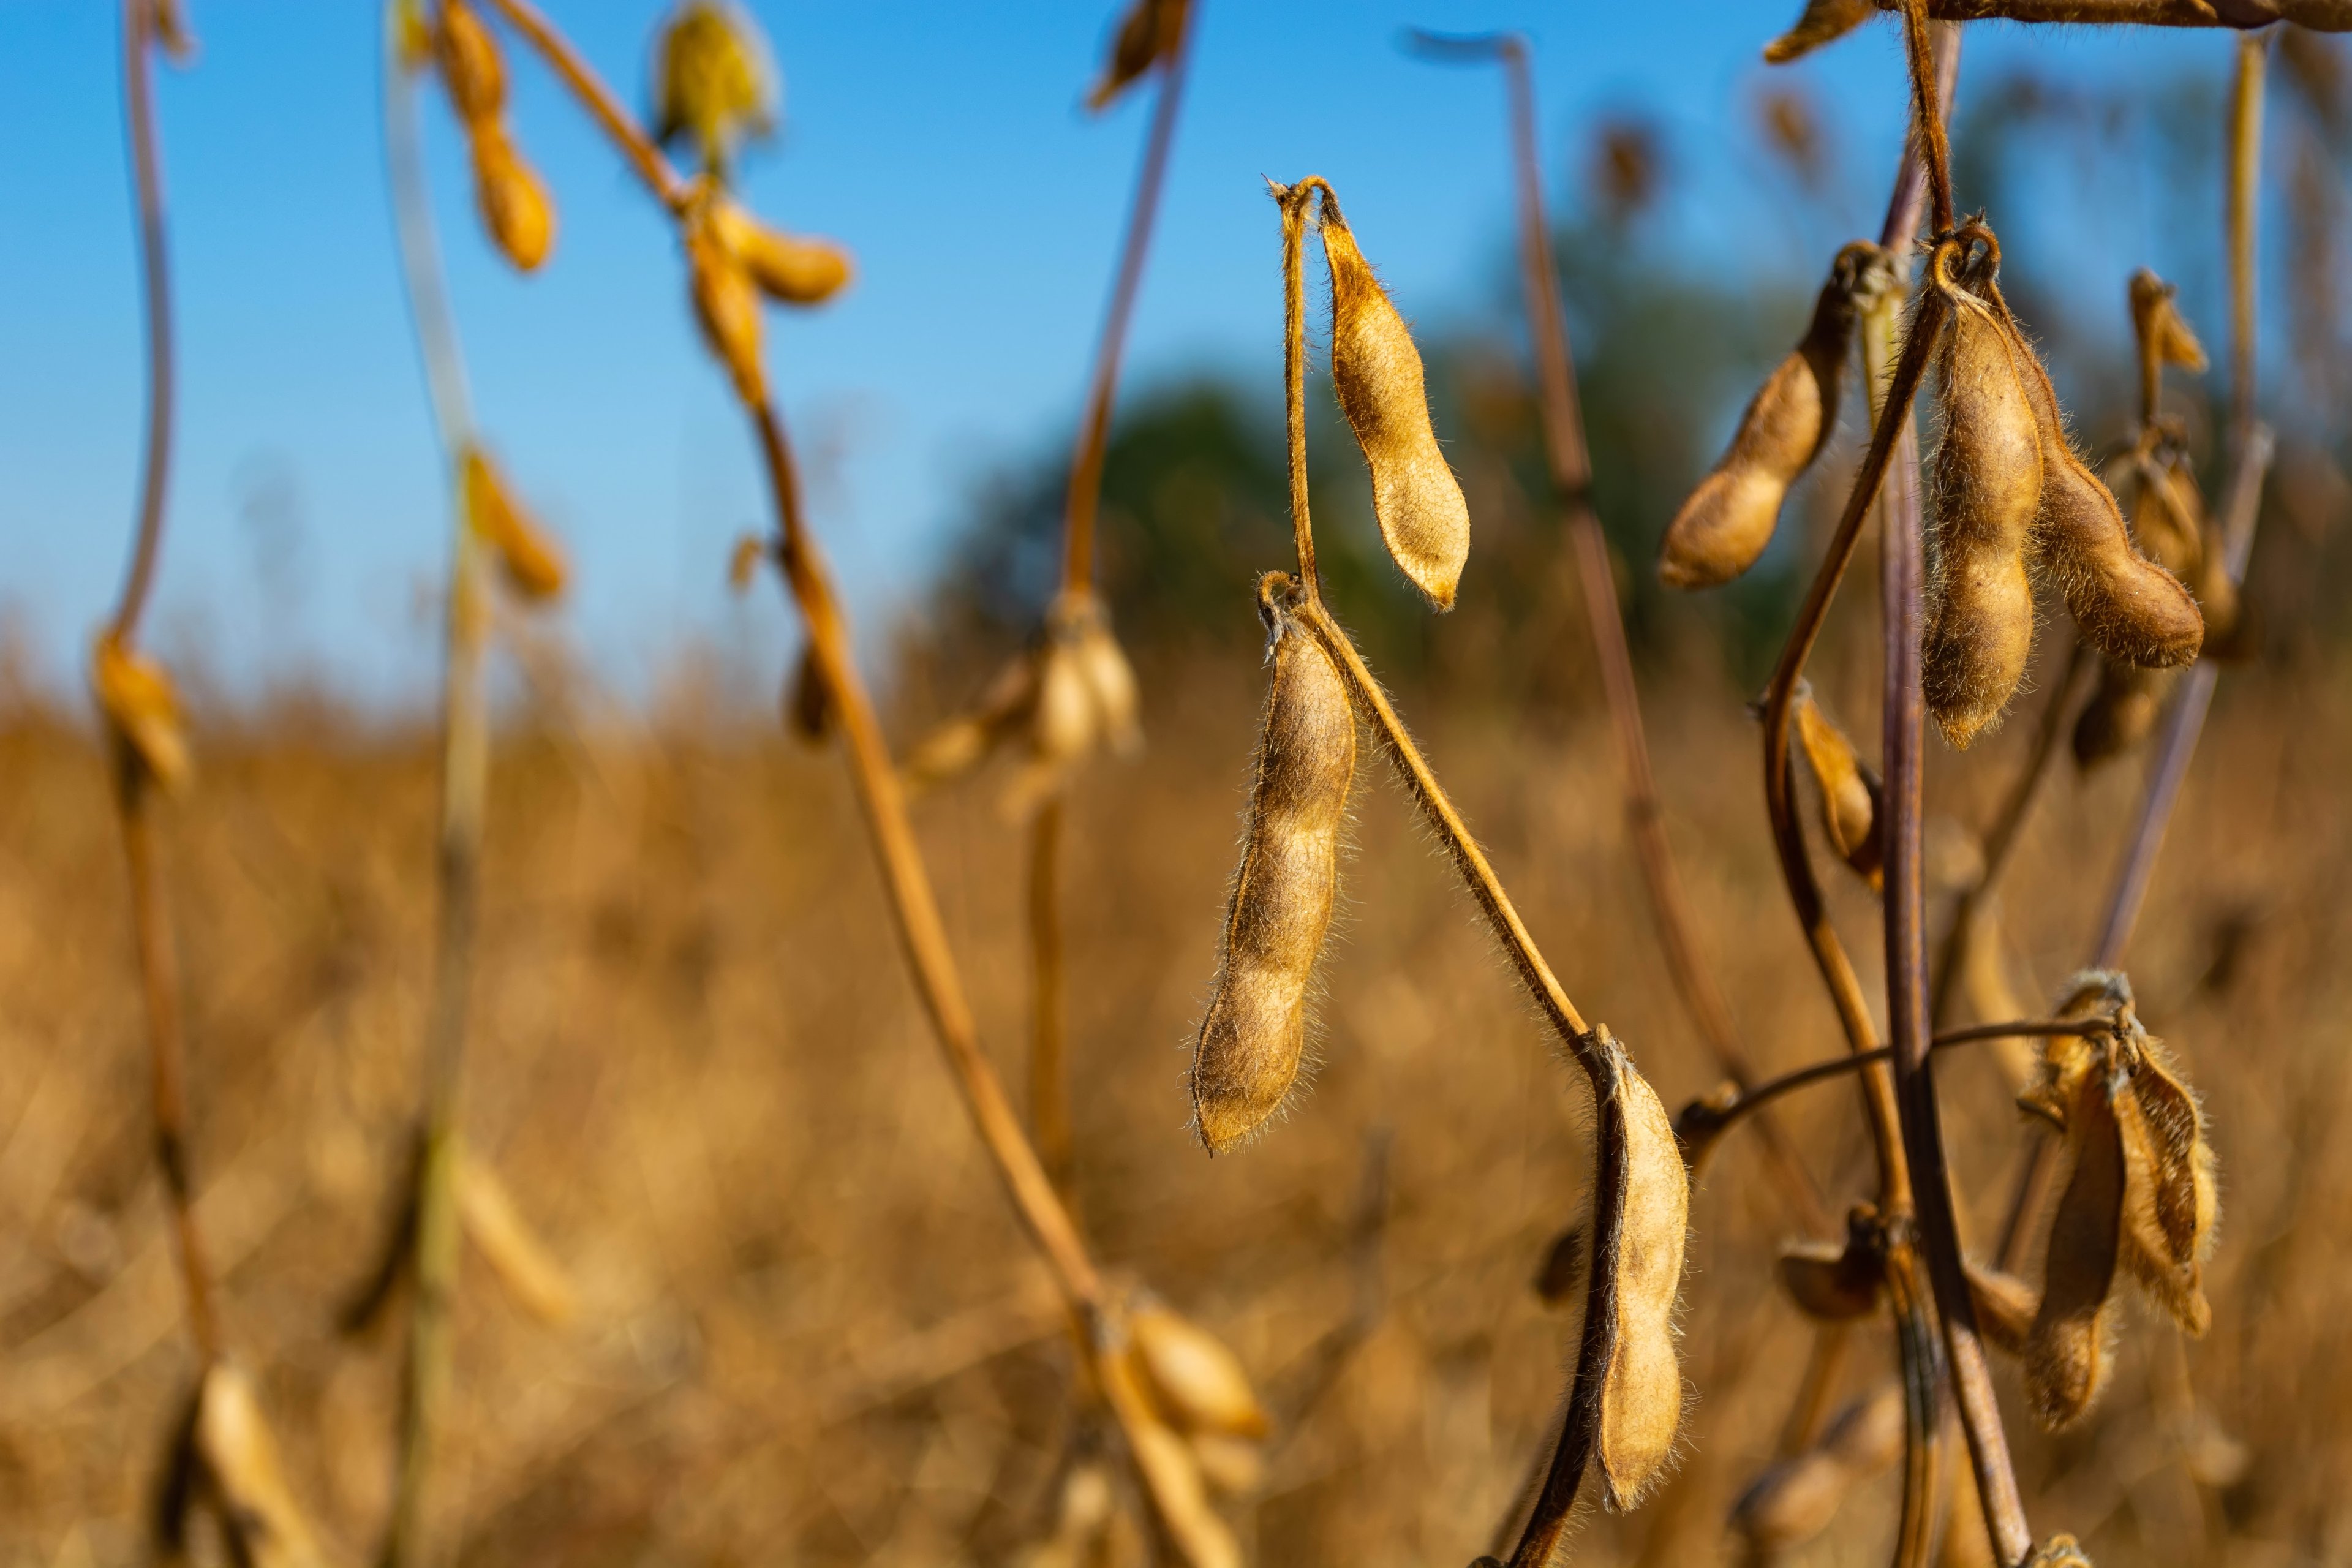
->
(1993, 29), (2275, 1280)
(1404, 26), (1830, 1240)
(1031, 0), (1198, 1205)
(1882, 10), (2034, 1561)
(379, 13), (492, 1561)
(107, 0), (219, 1368)
(469, 3), (1261, 1547)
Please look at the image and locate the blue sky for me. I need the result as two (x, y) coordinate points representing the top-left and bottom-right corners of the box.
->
(0, 3), (2251, 708)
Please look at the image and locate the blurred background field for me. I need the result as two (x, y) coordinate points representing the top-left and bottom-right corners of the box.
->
(7, 3), (2352, 1566)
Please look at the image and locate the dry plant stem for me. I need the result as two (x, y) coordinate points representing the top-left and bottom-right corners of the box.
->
(1028, 797), (1073, 1197)
(1279, 182), (1322, 597)
(478, 0), (685, 206)
(1698, 1019), (2116, 1135)
(1422, 28), (1828, 1237)
(380, 28), (492, 1566)
(1929, 642), (2089, 1026)
(1030, 4), (1196, 1205)
(1875, 0), (2351, 29)
(1058, 2), (1195, 592)
(1881, 13), (2035, 1564)
(108, 0), (219, 1366)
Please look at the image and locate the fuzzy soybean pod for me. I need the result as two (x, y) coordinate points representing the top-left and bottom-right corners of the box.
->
(1321, 195), (1472, 610)
(1730, 1382), (1905, 1552)
(2001, 312), (2205, 669)
(1189, 578), (1356, 1153)
(2117, 1047), (2217, 1336)
(1924, 241), (2044, 748)
(1659, 245), (1866, 589)
(1792, 685), (1883, 889)
(2026, 1065), (2127, 1430)
(1589, 1035), (1689, 1509)
(467, 121), (555, 274)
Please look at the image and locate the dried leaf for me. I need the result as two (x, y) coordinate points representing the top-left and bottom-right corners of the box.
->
(1085, 0), (1187, 112)
(1763, 0), (1875, 64)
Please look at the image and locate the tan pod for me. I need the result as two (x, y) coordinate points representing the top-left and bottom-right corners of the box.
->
(1594, 1040), (1689, 1507)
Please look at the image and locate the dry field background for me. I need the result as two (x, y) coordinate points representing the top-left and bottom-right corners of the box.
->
(3, 612), (2347, 1566)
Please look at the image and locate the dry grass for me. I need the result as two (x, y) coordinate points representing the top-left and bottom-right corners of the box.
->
(1, 622), (2346, 1566)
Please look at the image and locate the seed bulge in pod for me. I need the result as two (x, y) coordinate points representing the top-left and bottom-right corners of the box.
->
(1595, 1036), (1689, 1509)
(2007, 316), (2203, 669)
(1321, 197), (1471, 610)
(1924, 246), (2043, 748)
(92, 636), (192, 792)
(1189, 579), (1355, 1152)
(435, 0), (505, 124)
(712, 200), (854, 306)
(2025, 1065), (2125, 1430)
(468, 121), (555, 273)
(1660, 246), (1864, 589)
(685, 195), (766, 404)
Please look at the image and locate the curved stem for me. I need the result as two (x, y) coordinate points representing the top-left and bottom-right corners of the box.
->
(1058, 6), (1195, 593)
(107, 0), (218, 1369)
(1276, 180), (1322, 598)
(478, 0), (685, 205)
(379, 20), (491, 1564)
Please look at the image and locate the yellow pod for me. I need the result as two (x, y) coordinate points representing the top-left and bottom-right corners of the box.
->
(1320, 197), (1471, 610)
(1729, 1382), (1903, 1551)
(1595, 1038), (1689, 1509)
(712, 200), (854, 307)
(1127, 1298), (1270, 1439)
(435, 0), (505, 124)
(194, 1361), (328, 1568)
(1660, 247), (1864, 589)
(652, 0), (778, 173)
(685, 197), (766, 404)
(468, 121), (555, 273)
(1189, 581), (1355, 1152)
(2116, 1047), (2216, 1336)
(1923, 247), (2043, 748)
(92, 635), (192, 791)
(462, 448), (566, 600)
(1792, 685), (1882, 888)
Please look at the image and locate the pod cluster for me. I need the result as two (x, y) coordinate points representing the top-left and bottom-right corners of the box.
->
(423, 0), (557, 273)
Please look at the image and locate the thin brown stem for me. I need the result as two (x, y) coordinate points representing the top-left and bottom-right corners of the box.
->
(1276, 180), (1322, 598)
(477, 0), (687, 205)
(1058, 5), (1196, 593)
(1901, 0), (1958, 238)
(1028, 797), (1073, 1203)
(1408, 26), (1830, 1238)
(1883, 24), (2032, 1561)
(108, 0), (216, 1366)
(379, 17), (494, 1560)
(1874, 0), (2345, 27)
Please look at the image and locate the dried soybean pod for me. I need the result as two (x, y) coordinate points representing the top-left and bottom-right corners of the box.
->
(2025, 1067), (2126, 1430)
(1966, 1259), (2039, 1355)
(1189, 579), (1355, 1152)
(785, 642), (831, 745)
(1086, 0), (1187, 112)
(435, 0), (505, 124)
(1660, 245), (1866, 589)
(1730, 1382), (1904, 1551)
(1924, 237), (2043, 748)
(2116, 1046), (2217, 1335)
(1997, 293), (2204, 669)
(462, 448), (567, 601)
(685, 194), (766, 404)
(1320, 193), (1472, 610)
(1126, 1297), (1270, 1439)
(712, 200), (854, 307)
(194, 1362), (329, 1568)
(1792, 685), (1883, 888)
(1594, 1038), (1689, 1508)
(1762, 0), (1875, 64)
(468, 121), (554, 273)
(652, 0), (778, 175)
(2129, 453), (2203, 582)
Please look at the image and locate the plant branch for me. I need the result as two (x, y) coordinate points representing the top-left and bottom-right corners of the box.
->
(478, 0), (688, 205)
(106, 0), (217, 1370)
(1275, 179), (1325, 597)
(1872, 0), (2350, 28)
(1406, 25), (1830, 1240)
(379, 20), (492, 1563)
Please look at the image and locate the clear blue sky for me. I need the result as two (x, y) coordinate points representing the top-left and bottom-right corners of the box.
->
(0, 3), (2244, 708)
